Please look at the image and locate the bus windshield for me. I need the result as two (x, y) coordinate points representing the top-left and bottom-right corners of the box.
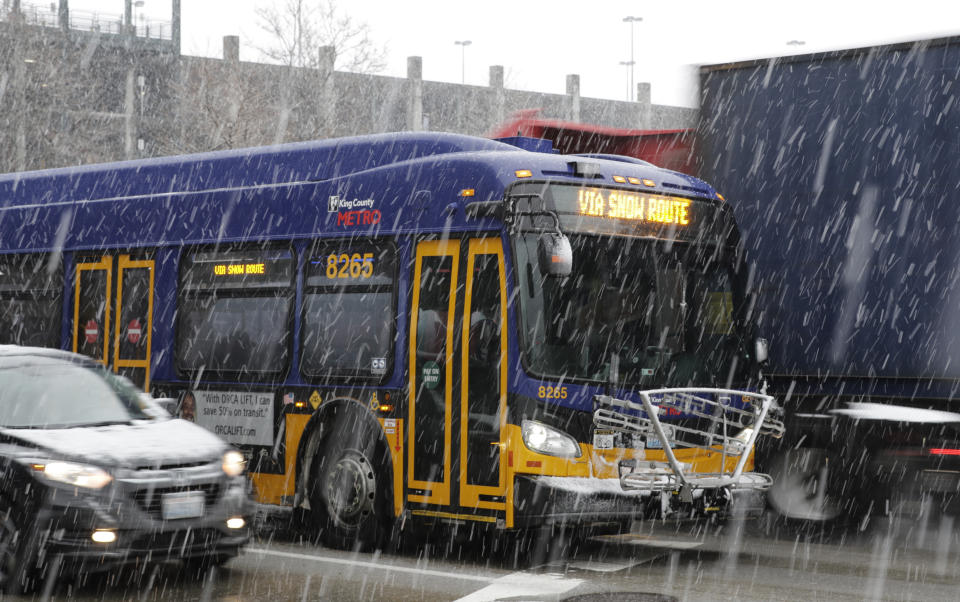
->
(514, 232), (747, 388)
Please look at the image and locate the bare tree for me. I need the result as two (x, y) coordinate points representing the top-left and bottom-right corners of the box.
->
(161, 57), (280, 155)
(254, 0), (386, 73)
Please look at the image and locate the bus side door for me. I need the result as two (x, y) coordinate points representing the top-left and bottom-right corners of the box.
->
(459, 238), (508, 511)
(407, 240), (460, 506)
(407, 237), (508, 514)
(73, 253), (155, 390)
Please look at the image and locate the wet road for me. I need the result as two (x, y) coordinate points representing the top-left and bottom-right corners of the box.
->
(13, 512), (960, 601)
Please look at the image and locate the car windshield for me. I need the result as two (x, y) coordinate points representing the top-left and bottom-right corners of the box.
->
(515, 232), (748, 387)
(0, 356), (151, 428)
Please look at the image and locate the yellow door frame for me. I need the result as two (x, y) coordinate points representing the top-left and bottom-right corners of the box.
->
(407, 239), (460, 506)
(73, 255), (112, 365)
(459, 238), (508, 510)
(113, 255), (155, 391)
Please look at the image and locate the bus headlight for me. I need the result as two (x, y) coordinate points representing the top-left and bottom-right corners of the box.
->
(222, 450), (246, 477)
(522, 420), (582, 458)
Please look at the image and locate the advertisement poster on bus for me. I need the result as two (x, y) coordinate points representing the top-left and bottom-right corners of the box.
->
(191, 390), (274, 447)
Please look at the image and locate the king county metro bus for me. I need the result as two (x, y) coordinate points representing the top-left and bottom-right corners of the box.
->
(0, 132), (782, 548)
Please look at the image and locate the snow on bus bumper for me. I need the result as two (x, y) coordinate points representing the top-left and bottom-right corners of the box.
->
(513, 474), (652, 527)
(513, 474), (767, 527)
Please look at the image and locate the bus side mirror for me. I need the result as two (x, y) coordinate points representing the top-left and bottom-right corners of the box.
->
(538, 232), (572, 277)
(754, 337), (769, 364)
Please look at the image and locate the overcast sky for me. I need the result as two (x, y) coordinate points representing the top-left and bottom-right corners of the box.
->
(65, 0), (960, 108)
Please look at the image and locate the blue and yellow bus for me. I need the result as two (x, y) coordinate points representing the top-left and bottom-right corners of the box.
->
(0, 132), (781, 548)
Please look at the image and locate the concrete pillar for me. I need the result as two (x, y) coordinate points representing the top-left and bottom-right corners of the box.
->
(124, 0), (133, 35)
(58, 0), (69, 32)
(223, 35), (240, 62)
(318, 45), (336, 137)
(172, 0), (181, 55)
(13, 64), (25, 170)
(124, 68), (136, 159)
(406, 56), (423, 132)
(10, 9), (26, 169)
(489, 65), (505, 128)
(566, 74), (580, 123)
(222, 37), (245, 142)
(636, 82), (651, 128)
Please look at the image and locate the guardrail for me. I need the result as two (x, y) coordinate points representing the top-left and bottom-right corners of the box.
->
(3, 2), (172, 41)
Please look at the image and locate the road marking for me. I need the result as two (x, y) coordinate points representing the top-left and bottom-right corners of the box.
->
(246, 547), (491, 583)
(567, 559), (647, 573)
(592, 533), (704, 550)
(454, 571), (583, 602)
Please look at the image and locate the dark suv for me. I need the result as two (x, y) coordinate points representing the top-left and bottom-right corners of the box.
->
(0, 346), (251, 592)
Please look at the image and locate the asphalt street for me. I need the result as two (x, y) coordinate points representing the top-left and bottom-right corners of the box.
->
(11, 512), (960, 601)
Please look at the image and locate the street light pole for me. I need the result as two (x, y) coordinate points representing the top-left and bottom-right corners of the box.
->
(623, 16), (642, 101)
(454, 40), (472, 85)
(619, 61), (634, 101)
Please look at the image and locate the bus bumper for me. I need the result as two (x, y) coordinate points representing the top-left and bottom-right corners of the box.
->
(512, 474), (766, 528)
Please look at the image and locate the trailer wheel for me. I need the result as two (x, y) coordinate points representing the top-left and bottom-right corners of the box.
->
(767, 447), (842, 522)
(307, 406), (391, 551)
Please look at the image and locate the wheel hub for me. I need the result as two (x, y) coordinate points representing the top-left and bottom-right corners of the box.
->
(324, 451), (375, 528)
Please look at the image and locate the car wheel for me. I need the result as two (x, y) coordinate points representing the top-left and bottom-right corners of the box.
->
(308, 408), (391, 551)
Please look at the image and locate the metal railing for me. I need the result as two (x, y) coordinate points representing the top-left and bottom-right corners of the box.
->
(593, 388), (784, 493)
(3, 2), (172, 41)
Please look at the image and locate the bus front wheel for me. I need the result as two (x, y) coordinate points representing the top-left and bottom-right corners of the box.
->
(307, 408), (391, 551)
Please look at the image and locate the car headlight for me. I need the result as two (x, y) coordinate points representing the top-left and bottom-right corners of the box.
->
(222, 450), (246, 477)
(521, 420), (582, 458)
(36, 461), (113, 489)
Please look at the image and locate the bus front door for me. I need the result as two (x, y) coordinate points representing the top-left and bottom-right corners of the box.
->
(408, 240), (459, 507)
(459, 238), (507, 511)
(73, 254), (155, 390)
(408, 238), (507, 516)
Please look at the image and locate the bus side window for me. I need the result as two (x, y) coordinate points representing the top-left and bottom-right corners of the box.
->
(300, 241), (397, 382)
(0, 253), (62, 348)
(176, 246), (294, 377)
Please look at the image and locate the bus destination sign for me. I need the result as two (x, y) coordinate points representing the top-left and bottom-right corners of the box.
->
(213, 262), (267, 277)
(576, 188), (691, 226)
(508, 182), (728, 242)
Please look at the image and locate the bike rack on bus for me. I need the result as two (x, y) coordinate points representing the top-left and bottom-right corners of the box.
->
(592, 388), (784, 494)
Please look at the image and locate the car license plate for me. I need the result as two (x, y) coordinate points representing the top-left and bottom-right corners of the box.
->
(161, 491), (205, 520)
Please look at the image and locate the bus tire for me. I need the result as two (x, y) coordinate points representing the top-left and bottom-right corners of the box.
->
(307, 406), (391, 551)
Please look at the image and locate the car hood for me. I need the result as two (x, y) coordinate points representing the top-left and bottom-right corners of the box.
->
(0, 419), (229, 468)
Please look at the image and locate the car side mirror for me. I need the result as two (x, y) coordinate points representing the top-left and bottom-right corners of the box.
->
(537, 232), (572, 277)
(754, 337), (769, 364)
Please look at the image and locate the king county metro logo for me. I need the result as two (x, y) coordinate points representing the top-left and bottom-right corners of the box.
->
(328, 195), (376, 212)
